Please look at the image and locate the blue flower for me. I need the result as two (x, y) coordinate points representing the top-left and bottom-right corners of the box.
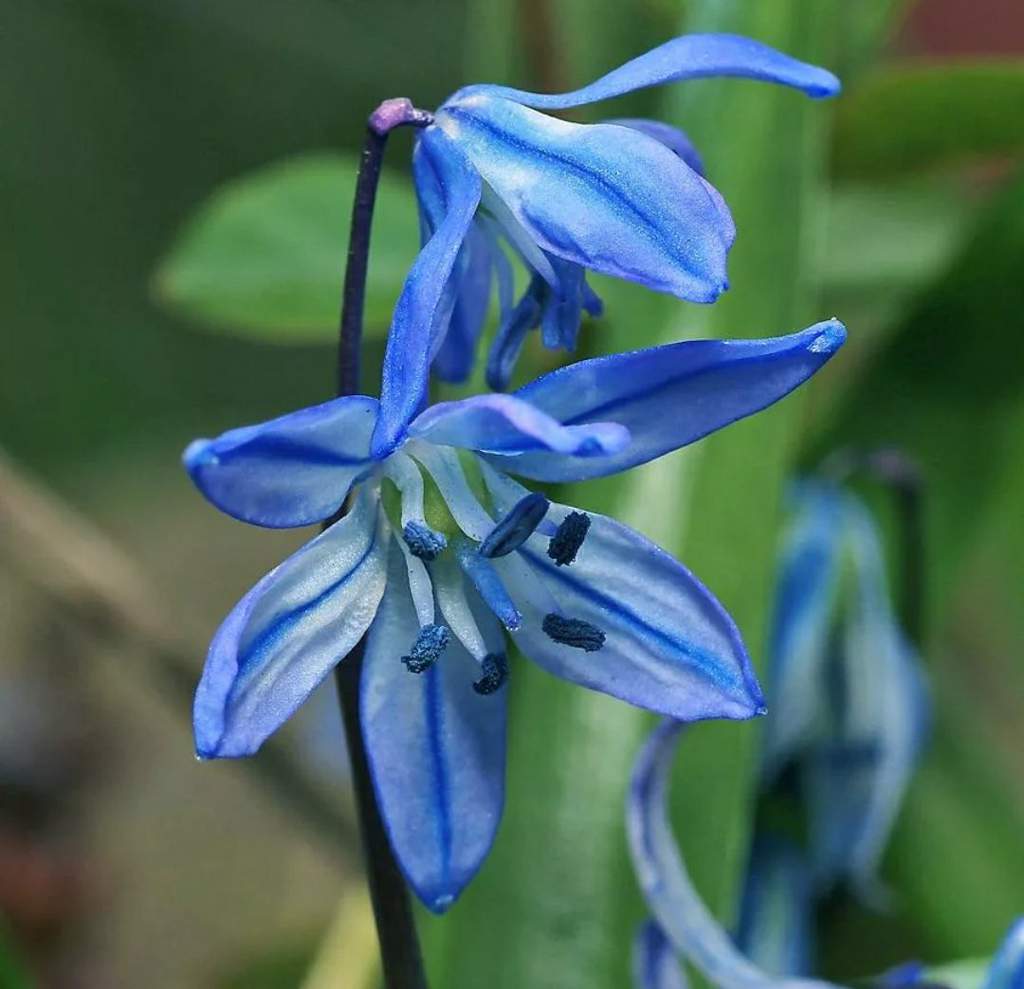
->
(184, 319), (844, 912)
(760, 482), (931, 902)
(403, 33), (840, 392)
(628, 719), (1024, 989)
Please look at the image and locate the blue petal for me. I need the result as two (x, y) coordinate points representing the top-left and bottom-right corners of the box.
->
(760, 482), (846, 782)
(436, 97), (733, 302)
(183, 395), (380, 528)
(453, 33), (840, 109)
(362, 548), (506, 913)
(735, 836), (815, 978)
(374, 127), (482, 457)
(878, 963), (928, 989)
(489, 320), (846, 483)
(805, 494), (930, 898)
(193, 489), (388, 758)
(627, 719), (842, 989)
(433, 220), (494, 384)
(634, 920), (689, 989)
(409, 393), (629, 458)
(984, 919), (1024, 989)
(608, 119), (705, 176)
(486, 279), (544, 391)
(493, 499), (764, 721)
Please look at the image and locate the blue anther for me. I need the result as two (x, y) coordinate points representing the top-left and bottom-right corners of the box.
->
(473, 653), (509, 695)
(542, 613), (605, 652)
(401, 624), (450, 674)
(403, 520), (447, 561)
(546, 511), (591, 566)
(479, 492), (550, 558)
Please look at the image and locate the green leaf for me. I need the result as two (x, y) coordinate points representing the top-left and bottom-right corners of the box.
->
(153, 153), (419, 343)
(834, 61), (1024, 181)
(824, 181), (976, 294)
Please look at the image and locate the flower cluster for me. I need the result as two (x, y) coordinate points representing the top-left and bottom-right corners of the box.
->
(184, 32), (845, 913)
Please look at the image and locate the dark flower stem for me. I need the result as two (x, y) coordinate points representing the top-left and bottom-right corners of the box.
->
(330, 100), (432, 989)
(824, 448), (925, 645)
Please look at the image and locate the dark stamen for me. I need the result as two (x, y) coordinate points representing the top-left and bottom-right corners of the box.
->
(472, 653), (509, 695)
(547, 511), (591, 566)
(479, 492), (550, 558)
(402, 520), (447, 561)
(542, 613), (605, 652)
(401, 624), (450, 674)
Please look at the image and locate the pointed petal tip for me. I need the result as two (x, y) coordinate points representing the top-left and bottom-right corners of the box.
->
(182, 438), (217, 472)
(426, 892), (457, 914)
(808, 319), (847, 355)
(808, 70), (842, 100)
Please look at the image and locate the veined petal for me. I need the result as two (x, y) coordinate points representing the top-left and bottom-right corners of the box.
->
(634, 921), (689, 989)
(452, 33), (840, 109)
(409, 393), (629, 458)
(183, 395), (379, 528)
(760, 483), (846, 782)
(490, 320), (846, 483)
(608, 118), (705, 176)
(194, 489), (388, 758)
(374, 127), (482, 457)
(436, 99), (733, 302)
(735, 836), (815, 978)
(362, 549), (506, 913)
(984, 919), (1024, 989)
(627, 720), (841, 989)
(433, 220), (494, 384)
(498, 502), (764, 721)
(811, 496), (930, 898)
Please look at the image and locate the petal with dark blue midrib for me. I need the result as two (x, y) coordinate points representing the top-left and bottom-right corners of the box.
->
(495, 502), (764, 722)
(374, 128), (482, 456)
(183, 395), (380, 527)
(452, 33), (840, 110)
(193, 490), (388, 758)
(436, 98), (732, 302)
(488, 320), (846, 483)
(362, 550), (506, 913)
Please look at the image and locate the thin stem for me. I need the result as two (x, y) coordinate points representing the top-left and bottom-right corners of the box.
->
(329, 102), (432, 989)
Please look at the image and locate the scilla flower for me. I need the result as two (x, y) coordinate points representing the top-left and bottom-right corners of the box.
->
(759, 482), (930, 902)
(628, 719), (1024, 989)
(185, 319), (844, 912)
(407, 33), (840, 390)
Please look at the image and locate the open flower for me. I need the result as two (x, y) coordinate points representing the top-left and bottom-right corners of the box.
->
(403, 33), (840, 391)
(759, 482), (930, 901)
(185, 319), (844, 912)
(628, 719), (1024, 989)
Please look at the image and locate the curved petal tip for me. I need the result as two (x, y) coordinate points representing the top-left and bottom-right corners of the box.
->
(425, 891), (457, 915)
(183, 438), (217, 471)
(808, 319), (847, 354)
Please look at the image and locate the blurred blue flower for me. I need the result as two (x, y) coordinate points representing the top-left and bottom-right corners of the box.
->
(628, 719), (1024, 989)
(736, 836), (815, 979)
(400, 33), (840, 395)
(760, 482), (931, 902)
(184, 319), (844, 913)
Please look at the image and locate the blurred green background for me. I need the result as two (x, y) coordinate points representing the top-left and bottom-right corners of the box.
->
(2, 1), (1023, 986)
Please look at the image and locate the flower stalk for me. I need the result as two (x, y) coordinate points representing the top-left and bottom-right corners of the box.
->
(332, 102), (432, 989)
